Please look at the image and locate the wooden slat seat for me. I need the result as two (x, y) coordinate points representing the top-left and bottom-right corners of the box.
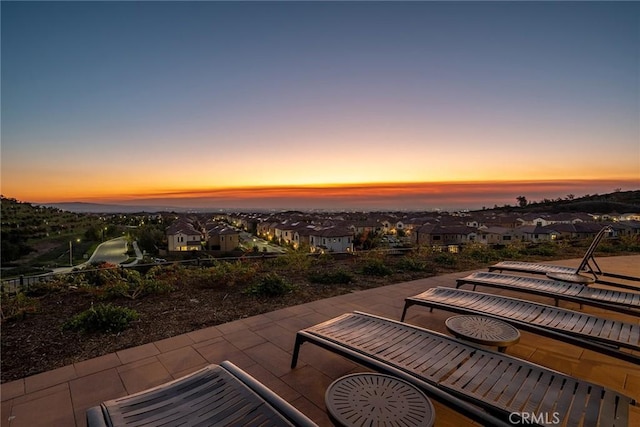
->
(488, 226), (640, 290)
(402, 287), (640, 364)
(457, 272), (640, 316)
(291, 311), (634, 427)
(86, 361), (317, 427)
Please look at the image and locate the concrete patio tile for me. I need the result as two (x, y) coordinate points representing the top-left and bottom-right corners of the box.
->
(153, 334), (195, 353)
(242, 313), (273, 329)
(367, 302), (403, 319)
(430, 399), (480, 427)
(117, 357), (173, 394)
(243, 363), (302, 403)
(263, 304), (315, 322)
(69, 368), (126, 411)
(625, 372), (640, 397)
(506, 342), (537, 360)
(262, 307), (298, 322)
(630, 403), (640, 426)
(223, 328), (267, 350)
(157, 346), (207, 375)
(215, 318), (247, 335)
(186, 325), (222, 343)
(254, 323), (297, 352)
(10, 383), (68, 406)
(281, 364), (333, 408)
(402, 308), (456, 333)
(304, 299), (345, 317)
(1, 400), (13, 427)
(289, 395), (333, 427)
(571, 359), (628, 393)
(300, 311), (334, 327)
(171, 362), (211, 381)
(7, 386), (74, 427)
(0, 379), (24, 401)
(523, 335), (587, 359)
(277, 311), (331, 334)
(193, 338), (256, 369)
(243, 342), (295, 377)
(297, 345), (357, 379)
(579, 347), (640, 371)
(527, 349), (580, 376)
(116, 342), (159, 364)
(74, 353), (121, 377)
(24, 364), (77, 394)
(308, 301), (358, 318)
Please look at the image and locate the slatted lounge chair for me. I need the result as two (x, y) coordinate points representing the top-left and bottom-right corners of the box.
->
(402, 287), (640, 365)
(86, 361), (317, 427)
(291, 311), (634, 427)
(456, 272), (640, 317)
(489, 226), (640, 290)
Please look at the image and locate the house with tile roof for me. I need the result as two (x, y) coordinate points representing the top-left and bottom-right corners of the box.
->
(475, 226), (520, 245)
(292, 226), (317, 250)
(515, 225), (559, 243)
(413, 224), (478, 248)
(309, 227), (354, 253)
(205, 223), (240, 252)
(166, 219), (203, 252)
(347, 219), (383, 236)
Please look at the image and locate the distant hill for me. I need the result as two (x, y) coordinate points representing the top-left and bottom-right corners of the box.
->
(38, 202), (189, 214)
(5, 189), (640, 215)
(485, 190), (640, 214)
(1, 196), (108, 265)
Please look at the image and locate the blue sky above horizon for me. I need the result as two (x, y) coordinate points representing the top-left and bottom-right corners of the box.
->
(2, 1), (639, 210)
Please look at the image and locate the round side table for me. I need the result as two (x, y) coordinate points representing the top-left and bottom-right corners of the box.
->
(445, 315), (520, 352)
(325, 373), (435, 427)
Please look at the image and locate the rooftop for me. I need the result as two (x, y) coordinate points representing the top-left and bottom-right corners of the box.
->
(2, 255), (639, 426)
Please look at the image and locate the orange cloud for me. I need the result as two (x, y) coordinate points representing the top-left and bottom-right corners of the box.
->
(88, 179), (638, 210)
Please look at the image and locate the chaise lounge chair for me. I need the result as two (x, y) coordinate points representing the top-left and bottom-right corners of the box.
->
(402, 287), (640, 364)
(291, 311), (634, 427)
(456, 271), (640, 317)
(86, 361), (317, 427)
(488, 226), (640, 290)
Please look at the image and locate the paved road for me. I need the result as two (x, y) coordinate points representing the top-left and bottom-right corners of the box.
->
(0, 237), (136, 291)
(52, 237), (131, 274)
(239, 232), (286, 253)
(88, 237), (130, 265)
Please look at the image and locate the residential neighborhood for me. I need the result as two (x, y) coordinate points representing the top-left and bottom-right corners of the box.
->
(163, 209), (640, 255)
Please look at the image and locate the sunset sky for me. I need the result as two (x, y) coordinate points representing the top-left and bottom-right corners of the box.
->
(2, 1), (638, 210)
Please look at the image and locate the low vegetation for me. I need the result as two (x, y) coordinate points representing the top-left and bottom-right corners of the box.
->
(63, 303), (139, 333)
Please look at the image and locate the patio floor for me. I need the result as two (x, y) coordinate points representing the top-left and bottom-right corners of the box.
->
(2, 255), (639, 427)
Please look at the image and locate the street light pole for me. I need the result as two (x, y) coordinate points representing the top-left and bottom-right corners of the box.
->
(69, 240), (73, 267)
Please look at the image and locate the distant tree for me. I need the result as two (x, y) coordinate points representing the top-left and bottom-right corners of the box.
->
(516, 196), (528, 207)
(84, 225), (102, 241)
(136, 225), (165, 255)
(566, 194), (575, 200)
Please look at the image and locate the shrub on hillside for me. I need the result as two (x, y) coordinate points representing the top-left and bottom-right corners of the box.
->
(432, 252), (457, 267)
(265, 252), (313, 273)
(63, 303), (138, 333)
(361, 258), (393, 276)
(396, 255), (436, 273)
(1, 292), (40, 321)
(194, 261), (257, 289)
(523, 242), (558, 257)
(308, 269), (354, 284)
(461, 243), (500, 264)
(246, 273), (295, 297)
